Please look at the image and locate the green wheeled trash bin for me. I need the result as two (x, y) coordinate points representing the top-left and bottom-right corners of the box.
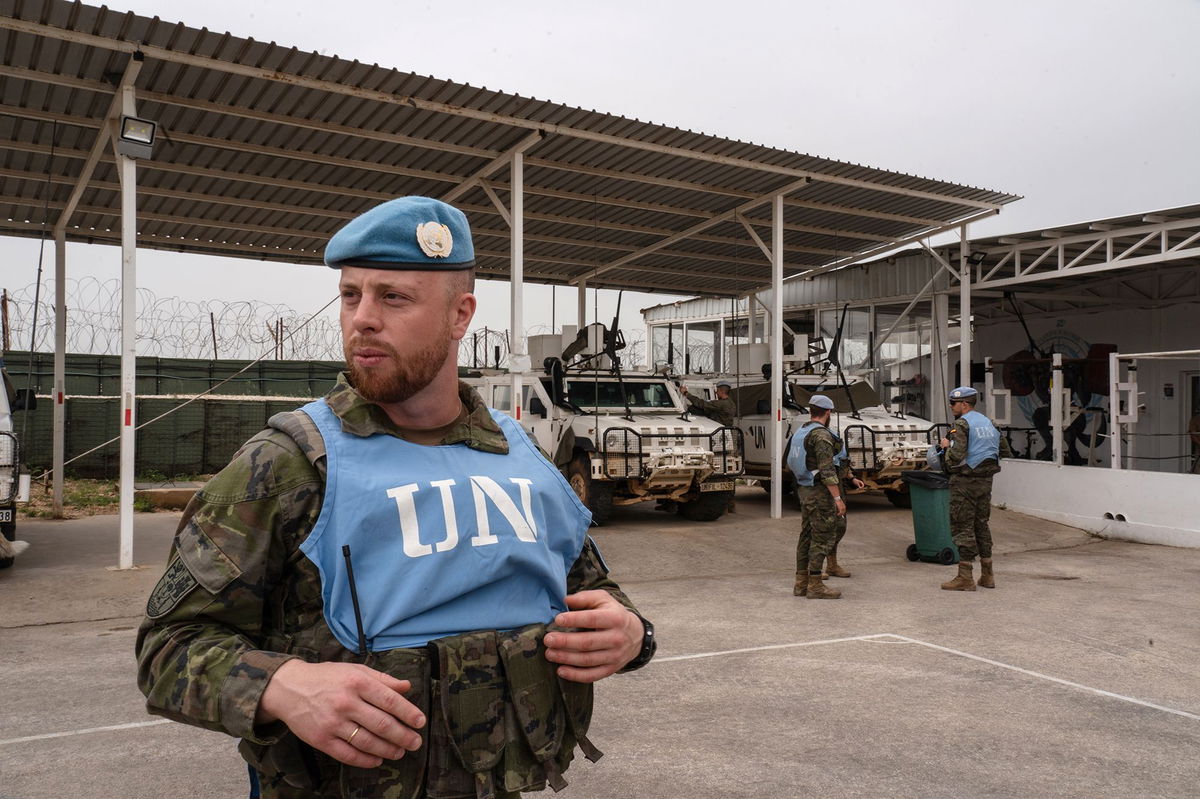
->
(900, 470), (959, 565)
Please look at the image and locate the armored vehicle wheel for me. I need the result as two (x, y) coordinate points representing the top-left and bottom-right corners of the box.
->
(568, 455), (614, 525)
(905, 544), (920, 562)
(678, 490), (733, 522)
(885, 488), (912, 509)
(937, 547), (956, 565)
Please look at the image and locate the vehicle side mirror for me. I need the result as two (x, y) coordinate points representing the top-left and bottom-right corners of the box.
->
(529, 397), (547, 418)
(12, 388), (36, 411)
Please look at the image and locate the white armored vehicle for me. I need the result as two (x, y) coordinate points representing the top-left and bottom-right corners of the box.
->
(469, 323), (742, 524)
(681, 345), (931, 507)
(1, 360), (34, 569)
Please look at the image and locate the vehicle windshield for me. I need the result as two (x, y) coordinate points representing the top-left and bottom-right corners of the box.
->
(565, 379), (678, 409)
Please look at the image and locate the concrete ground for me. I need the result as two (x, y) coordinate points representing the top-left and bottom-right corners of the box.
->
(1, 488), (1197, 798)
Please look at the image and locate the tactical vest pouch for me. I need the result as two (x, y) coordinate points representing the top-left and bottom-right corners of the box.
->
(338, 650), (432, 799)
(239, 733), (331, 794)
(427, 630), (508, 799)
(497, 625), (567, 790)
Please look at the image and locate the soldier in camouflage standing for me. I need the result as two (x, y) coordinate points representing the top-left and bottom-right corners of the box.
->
(938, 386), (1014, 591)
(787, 395), (865, 599)
(136, 197), (655, 799)
(680, 381), (736, 426)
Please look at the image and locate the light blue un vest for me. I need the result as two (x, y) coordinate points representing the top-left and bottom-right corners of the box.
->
(298, 399), (592, 652)
(961, 409), (1002, 470)
(786, 422), (848, 487)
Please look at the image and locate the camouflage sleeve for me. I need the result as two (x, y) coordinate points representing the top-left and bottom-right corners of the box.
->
(566, 536), (639, 616)
(837, 458), (852, 481)
(944, 418), (971, 469)
(807, 430), (841, 486)
(999, 432), (1015, 459)
(135, 429), (323, 744)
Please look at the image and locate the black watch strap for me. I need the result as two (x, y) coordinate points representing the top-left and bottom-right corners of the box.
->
(618, 616), (656, 673)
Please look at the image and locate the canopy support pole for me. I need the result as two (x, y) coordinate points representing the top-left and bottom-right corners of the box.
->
(509, 151), (526, 419)
(51, 230), (66, 514)
(770, 194), (785, 520)
(115, 82), (138, 570)
(959, 224), (972, 387)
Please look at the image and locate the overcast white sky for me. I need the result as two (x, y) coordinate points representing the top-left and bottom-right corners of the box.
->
(4, 0), (1199, 340)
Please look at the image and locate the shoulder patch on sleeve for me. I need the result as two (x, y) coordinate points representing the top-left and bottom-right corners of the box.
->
(146, 557), (199, 619)
(585, 535), (610, 575)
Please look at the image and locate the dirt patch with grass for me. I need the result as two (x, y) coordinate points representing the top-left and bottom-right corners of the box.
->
(20, 477), (210, 519)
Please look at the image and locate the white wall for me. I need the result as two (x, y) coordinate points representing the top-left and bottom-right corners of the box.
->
(993, 460), (1200, 548)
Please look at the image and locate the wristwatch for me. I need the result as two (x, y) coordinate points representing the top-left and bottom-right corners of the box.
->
(618, 615), (656, 673)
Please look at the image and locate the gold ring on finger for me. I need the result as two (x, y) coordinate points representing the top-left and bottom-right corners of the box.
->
(347, 725), (361, 744)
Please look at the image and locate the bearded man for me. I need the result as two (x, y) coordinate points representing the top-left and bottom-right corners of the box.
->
(136, 197), (654, 798)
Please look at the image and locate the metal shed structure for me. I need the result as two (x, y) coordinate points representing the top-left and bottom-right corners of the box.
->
(1, 0), (1019, 560)
(642, 204), (1200, 545)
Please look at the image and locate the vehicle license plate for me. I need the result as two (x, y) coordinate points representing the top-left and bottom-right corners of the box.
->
(700, 480), (734, 492)
(0, 509), (12, 523)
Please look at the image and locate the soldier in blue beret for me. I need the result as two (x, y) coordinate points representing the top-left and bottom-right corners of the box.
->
(138, 197), (654, 798)
(937, 386), (1014, 591)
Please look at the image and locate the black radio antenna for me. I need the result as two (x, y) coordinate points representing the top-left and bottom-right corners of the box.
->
(341, 545), (370, 655)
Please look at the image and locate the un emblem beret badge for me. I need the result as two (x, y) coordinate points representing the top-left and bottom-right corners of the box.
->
(416, 221), (454, 258)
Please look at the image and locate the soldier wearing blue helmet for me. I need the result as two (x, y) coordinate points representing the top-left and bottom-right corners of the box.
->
(937, 385), (1014, 591)
(786, 394), (866, 599)
(138, 197), (653, 798)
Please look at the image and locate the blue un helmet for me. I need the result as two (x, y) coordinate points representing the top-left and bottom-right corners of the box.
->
(948, 386), (978, 402)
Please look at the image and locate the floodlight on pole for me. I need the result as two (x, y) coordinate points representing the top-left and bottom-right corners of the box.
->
(116, 115), (156, 159)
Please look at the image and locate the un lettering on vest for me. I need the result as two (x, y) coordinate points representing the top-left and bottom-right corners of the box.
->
(385, 475), (540, 558)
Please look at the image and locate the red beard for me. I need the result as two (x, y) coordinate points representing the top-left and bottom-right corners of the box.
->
(344, 331), (449, 404)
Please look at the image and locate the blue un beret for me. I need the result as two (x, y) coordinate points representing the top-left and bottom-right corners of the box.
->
(809, 394), (835, 411)
(949, 386), (978, 401)
(324, 196), (475, 270)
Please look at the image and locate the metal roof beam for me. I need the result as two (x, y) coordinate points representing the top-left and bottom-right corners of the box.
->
(52, 55), (141, 234)
(917, 240), (962, 282)
(736, 213), (772, 262)
(787, 208), (1000, 281)
(0, 18), (1005, 211)
(973, 248), (1200, 289)
(583, 177), (813, 282)
(782, 198), (946, 228)
(441, 131), (542, 204)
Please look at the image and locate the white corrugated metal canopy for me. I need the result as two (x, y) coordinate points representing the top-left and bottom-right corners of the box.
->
(1, 0), (1020, 297)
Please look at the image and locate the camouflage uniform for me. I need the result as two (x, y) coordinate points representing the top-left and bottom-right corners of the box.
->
(794, 425), (851, 577)
(685, 394), (735, 426)
(136, 375), (641, 799)
(943, 416), (1014, 561)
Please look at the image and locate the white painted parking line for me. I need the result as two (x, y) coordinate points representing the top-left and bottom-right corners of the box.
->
(654, 631), (1199, 722)
(0, 719), (171, 747)
(883, 633), (1200, 722)
(7, 631), (1193, 748)
(651, 633), (893, 663)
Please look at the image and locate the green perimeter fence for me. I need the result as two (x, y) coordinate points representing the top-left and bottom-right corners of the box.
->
(3, 351), (343, 478)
